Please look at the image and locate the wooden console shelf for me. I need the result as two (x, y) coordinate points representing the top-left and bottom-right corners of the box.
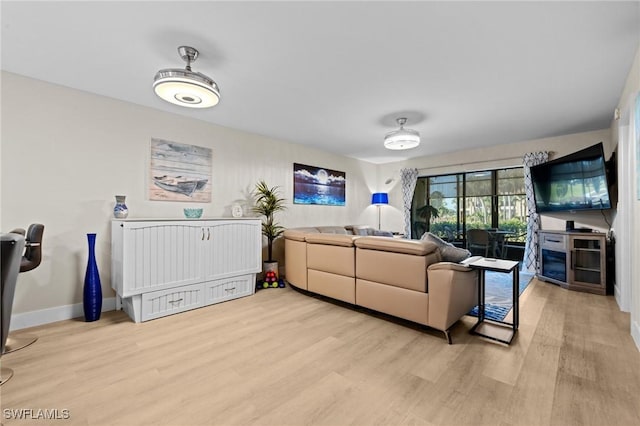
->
(537, 230), (608, 295)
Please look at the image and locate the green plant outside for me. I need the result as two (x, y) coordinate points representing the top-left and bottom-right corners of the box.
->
(427, 218), (527, 242)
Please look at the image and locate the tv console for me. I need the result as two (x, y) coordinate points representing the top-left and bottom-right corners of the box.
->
(572, 227), (593, 233)
(537, 229), (609, 295)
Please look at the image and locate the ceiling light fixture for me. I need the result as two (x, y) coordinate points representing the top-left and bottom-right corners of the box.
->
(153, 46), (220, 108)
(384, 117), (420, 150)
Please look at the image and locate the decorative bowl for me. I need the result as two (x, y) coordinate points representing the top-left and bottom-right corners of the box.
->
(183, 208), (203, 219)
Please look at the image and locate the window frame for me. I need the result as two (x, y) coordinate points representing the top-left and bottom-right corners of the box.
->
(411, 167), (527, 246)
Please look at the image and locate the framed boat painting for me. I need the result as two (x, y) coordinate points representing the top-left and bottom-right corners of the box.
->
(149, 138), (212, 202)
(293, 163), (346, 206)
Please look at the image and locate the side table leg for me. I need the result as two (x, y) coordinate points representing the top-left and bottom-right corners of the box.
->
(443, 329), (452, 345)
(513, 269), (520, 330)
(478, 270), (485, 323)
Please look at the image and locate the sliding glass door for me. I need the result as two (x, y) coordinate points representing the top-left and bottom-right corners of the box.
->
(411, 167), (527, 250)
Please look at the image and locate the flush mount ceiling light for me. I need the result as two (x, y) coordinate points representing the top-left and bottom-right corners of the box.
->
(153, 46), (220, 108)
(384, 117), (420, 150)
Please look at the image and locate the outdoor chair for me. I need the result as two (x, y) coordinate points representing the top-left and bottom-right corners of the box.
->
(466, 229), (491, 257)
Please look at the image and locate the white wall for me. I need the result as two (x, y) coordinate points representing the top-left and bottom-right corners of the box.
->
(0, 72), (378, 320)
(377, 129), (613, 234)
(612, 45), (640, 349)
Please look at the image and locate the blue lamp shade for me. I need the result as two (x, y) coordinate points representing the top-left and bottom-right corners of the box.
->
(371, 192), (389, 205)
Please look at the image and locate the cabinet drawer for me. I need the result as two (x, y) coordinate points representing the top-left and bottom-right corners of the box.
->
(141, 283), (204, 322)
(204, 275), (254, 305)
(539, 233), (566, 251)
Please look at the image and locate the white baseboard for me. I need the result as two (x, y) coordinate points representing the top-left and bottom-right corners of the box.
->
(614, 282), (630, 312)
(9, 298), (116, 331)
(632, 319), (640, 352)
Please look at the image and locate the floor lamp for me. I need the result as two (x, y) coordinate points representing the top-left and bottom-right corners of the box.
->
(371, 193), (389, 230)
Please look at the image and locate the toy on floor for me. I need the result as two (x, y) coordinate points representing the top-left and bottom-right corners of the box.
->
(256, 273), (286, 290)
(263, 270), (278, 288)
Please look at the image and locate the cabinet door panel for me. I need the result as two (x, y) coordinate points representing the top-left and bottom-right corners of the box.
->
(203, 220), (261, 280)
(568, 234), (606, 294)
(122, 222), (204, 296)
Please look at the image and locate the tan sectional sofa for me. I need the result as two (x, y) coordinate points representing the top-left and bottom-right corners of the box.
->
(284, 226), (478, 343)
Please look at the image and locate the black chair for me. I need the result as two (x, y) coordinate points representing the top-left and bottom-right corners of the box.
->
(466, 229), (491, 257)
(502, 232), (527, 260)
(3, 224), (44, 353)
(413, 221), (428, 239)
(1, 233), (26, 385)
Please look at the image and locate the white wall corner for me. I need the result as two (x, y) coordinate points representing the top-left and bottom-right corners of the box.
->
(615, 282), (630, 312)
(9, 298), (117, 331)
(632, 319), (640, 352)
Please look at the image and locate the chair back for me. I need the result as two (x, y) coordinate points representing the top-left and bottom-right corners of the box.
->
(466, 229), (491, 257)
(443, 226), (455, 242)
(1, 234), (25, 354)
(467, 229), (490, 245)
(21, 224), (44, 272)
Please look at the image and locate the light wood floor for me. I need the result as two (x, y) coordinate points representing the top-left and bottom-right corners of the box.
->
(1, 278), (639, 426)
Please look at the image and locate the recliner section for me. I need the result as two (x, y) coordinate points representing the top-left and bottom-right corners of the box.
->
(306, 234), (357, 303)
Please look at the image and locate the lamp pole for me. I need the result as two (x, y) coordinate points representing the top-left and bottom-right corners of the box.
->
(371, 193), (389, 231)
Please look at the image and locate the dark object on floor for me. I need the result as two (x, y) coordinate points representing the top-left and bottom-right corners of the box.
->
(256, 278), (286, 291)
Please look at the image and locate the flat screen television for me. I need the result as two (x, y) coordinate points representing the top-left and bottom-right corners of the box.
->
(531, 142), (612, 213)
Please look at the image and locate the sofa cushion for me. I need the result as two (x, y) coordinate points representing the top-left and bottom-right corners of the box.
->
(283, 228), (319, 241)
(356, 248), (436, 292)
(420, 232), (472, 263)
(316, 226), (349, 234)
(305, 233), (358, 247)
(347, 225), (393, 237)
(347, 225), (375, 236)
(309, 270), (355, 303)
(356, 278), (429, 325)
(354, 236), (438, 256)
(372, 230), (394, 237)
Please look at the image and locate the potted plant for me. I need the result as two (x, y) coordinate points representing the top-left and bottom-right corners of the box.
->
(252, 180), (287, 283)
(413, 204), (439, 238)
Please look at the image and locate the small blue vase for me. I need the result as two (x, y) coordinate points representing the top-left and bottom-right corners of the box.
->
(113, 195), (128, 218)
(83, 233), (102, 322)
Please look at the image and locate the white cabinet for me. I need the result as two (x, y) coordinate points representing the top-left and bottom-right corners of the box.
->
(112, 219), (261, 322)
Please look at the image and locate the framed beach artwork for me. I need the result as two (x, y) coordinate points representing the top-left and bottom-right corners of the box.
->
(293, 163), (346, 206)
(149, 138), (212, 202)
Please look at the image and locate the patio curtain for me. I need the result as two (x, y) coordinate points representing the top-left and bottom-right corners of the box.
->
(400, 168), (419, 238)
(523, 151), (549, 273)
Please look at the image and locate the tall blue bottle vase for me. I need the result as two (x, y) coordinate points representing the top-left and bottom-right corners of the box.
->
(83, 233), (102, 322)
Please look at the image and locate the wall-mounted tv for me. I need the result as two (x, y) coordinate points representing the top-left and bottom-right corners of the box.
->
(531, 142), (612, 213)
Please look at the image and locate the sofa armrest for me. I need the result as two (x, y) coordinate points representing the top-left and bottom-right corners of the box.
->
(427, 265), (478, 331)
(427, 262), (473, 272)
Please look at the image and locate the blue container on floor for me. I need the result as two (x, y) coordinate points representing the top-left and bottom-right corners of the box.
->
(83, 233), (102, 322)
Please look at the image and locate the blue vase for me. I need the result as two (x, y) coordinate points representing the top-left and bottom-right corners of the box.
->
(83, 233), (102, 322)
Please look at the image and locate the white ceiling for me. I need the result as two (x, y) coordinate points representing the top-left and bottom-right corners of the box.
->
(2, 1), (639, 164)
